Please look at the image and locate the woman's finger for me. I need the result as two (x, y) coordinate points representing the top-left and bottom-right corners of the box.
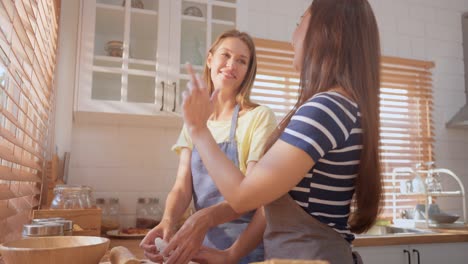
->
(185, 63), (200, 89)
(143, 251), (164, 263)
(195, 73), (209, 98)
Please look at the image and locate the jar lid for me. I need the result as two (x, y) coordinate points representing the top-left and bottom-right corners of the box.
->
(36, 220), (73, 231)
(53, 185), (83, 193)
(32, 217), (65, 223)
(22, 223), (63, 237)
(148, 198), (159, 204)
(52, 220), (73, 231)
(109, 198), (119, 204)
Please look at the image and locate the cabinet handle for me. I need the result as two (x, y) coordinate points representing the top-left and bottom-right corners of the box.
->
(172, 81), (176, 112)
(160, 81), (165, 111)
(412, 249), (420, 264)
(403, 249), (411, 264)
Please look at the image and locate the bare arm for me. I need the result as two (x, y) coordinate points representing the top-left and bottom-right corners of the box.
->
(182, 67), (314, 213)
(165, 162), (266, 264)
(160, 147), (194, 228)
(140, 148), (193, 261)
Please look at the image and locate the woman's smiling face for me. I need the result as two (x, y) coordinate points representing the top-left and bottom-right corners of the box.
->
(207, 37), (251, 93)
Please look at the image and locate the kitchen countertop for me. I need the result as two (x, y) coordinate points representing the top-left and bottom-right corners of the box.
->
(354, 227), (468, 247)
(98, 227), (468, 263)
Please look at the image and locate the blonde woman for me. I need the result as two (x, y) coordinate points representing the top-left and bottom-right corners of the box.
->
(141, 30), (277, 264)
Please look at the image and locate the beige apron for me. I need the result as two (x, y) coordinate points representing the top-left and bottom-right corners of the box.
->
(263, 194), (360, 264)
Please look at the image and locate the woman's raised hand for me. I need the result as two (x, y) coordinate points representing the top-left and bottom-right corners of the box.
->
(182, 63), (218, 136)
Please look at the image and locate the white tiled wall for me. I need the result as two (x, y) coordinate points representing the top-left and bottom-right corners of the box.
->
(68, 121), (182, 227)
(66, 0), (468, 224)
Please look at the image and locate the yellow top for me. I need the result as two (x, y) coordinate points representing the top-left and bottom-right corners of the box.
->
(172, 105), (277, 173)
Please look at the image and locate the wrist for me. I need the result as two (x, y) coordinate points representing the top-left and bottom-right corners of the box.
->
(187, 125), (209, 143)
(190, 209), (214, 231)
(224, 248), (240, 264)
(160, 217), (177, 229)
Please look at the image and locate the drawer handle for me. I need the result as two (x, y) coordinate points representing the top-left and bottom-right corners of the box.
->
(172, 82), (176, 112)
(412, 249), (420, 264)
(403, 249), (411, 264)
(160, 81), (165, 111)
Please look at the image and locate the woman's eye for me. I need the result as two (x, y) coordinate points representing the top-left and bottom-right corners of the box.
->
(222, 53), (229, 58)
(238, 59), (247, 65)
(296, 15), (304, 27)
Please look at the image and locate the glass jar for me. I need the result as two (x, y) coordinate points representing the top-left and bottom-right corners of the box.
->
(148, 198), (163, 227)
(79, 185), (95, 208)
(107, 197), (120, 229)
(136, 197), (162, 229)
(136, 198), (150, 228)
(50, 185), (86, 209)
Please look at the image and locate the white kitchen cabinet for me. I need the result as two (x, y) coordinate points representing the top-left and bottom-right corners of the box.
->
(355, 242), (468, 264)
(75, 0), (243, 117)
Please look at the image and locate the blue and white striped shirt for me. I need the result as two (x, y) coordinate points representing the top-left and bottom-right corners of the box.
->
(280, 91), (362, 242)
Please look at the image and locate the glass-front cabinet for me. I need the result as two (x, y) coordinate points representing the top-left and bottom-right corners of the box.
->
(75, 0), (241, 117)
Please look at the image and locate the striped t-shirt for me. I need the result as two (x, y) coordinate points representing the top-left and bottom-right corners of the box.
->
(279, 91), (362, 242)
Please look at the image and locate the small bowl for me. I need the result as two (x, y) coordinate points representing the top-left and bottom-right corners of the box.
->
(183, 6), (203, 17)
(0, 236), (109, 264)
(105, 41), (123, 57)
(429, 213), (460, 224)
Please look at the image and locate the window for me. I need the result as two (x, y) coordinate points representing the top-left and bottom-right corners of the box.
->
(0, 0), (60, 243)
(252, 38), (299, 122)
(252, 38), (434, 219)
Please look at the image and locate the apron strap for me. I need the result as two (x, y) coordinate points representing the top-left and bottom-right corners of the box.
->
(229, 104), (240, 142)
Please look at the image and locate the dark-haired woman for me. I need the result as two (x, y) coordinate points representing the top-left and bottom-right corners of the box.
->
(180, 0), (382, 263)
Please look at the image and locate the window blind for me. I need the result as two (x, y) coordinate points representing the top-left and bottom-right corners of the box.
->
(252, 38), (435, 220)
(379, 57), (434, 218)
(252, 38), (299, 122)
(0, 0), (60, 244)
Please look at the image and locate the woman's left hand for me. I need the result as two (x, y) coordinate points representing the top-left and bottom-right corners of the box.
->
(182, 63), (218, 136)
(192, 246), (237, 264)
(162, 211), (210, 264)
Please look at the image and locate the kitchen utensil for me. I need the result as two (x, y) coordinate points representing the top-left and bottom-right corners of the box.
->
(429, 213), (460, 224)
(183, 6), (203, 17)
(0, 236), (109, 264)
(22, 223), (64, 237)
(122, 0), (144, 9)
(32, 208), (102, 236)
(105, 41), (124, 57)
(110, 246), (140, 264)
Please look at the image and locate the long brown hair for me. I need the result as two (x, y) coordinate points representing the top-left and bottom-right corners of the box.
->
(265, 0), (382, 233)
(203, 29), (258, 110)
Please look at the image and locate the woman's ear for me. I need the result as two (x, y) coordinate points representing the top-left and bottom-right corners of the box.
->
(207, 52), (213, 69)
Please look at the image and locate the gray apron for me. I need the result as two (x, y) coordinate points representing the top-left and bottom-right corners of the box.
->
(264, 194), (362, 264)
(191, 104), (264, 264)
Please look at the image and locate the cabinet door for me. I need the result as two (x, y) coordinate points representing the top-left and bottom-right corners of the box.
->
(77, 0), (170, 115)
(412, 243), (468, 264)
(355, 245), (411, 264)
(167, 0), (239, 113)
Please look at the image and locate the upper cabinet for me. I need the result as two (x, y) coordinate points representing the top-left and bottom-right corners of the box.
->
(75, 0), (241, 117)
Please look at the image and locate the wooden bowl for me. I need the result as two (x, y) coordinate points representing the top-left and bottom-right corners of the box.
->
(0, 236), (109, 264)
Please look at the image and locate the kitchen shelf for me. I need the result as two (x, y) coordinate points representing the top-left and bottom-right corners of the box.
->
(391, 167), (467, 229)
(182, 15), (206, 22)
(212, 19), (235, 26)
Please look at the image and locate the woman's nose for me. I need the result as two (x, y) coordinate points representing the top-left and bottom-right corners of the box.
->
(226, 59), (237, 69)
